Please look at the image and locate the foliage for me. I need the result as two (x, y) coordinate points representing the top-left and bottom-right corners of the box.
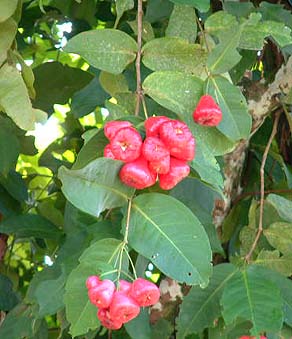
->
(0, 0), (292, 338)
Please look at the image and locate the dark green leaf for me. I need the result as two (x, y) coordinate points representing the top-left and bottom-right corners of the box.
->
(0, 214), (63, 239)
(0, 274), (19, 311)
(99, 71), (129, 96)
(205, 76), (251, 141)
(64, 29), (137, 74)
(58, 158), (135, 217)
(221, 265), (284, 335)
(145, 0), (173, 24)
(128, 193), (212, 285)
(166, 4), (197, 43)
(169, 0), (209, 12)
(33, 62), (93, 113)
(0, 171), (27, 202)
(0, 127), (20, 175)
(177, 264), (237, 338)
(267, 194), (292, 223)
(127, 20), (155, 42)
(115, 0), (134, 26)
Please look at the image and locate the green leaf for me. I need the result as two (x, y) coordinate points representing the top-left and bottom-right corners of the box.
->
(0, 214), (63, 240)
(142, 38), (207, 75)
(65, 238), (123, 337)
(33, 61), (93, 113)
(0, 64), (37, 130)
(264, 222), (292, 255)
(169, 0), (209, 12)
(99, 71), (129, 96)
(205, 76), (252, 141)
(0, 170), (28, 202)
(221, 265), (284, 335)
(115, 0), (134, 25)
(0, 18), (17, 65)
(58, 158), (135, 217)
(127, 20), (155, 42)
(205, 11), (238, 39)
(267, 194), (292, 223)
(128, 193), (212, 285)
(64, 29), (137, 74)
(143, 71), (203, 115)
(0, 128), (20, 175)
(0, 274), (19, 311)
(166, 4), (197, 43)
(207, 28), (242, 74)
(254, 250), (292, 277)
(0, 0), (18, 22)
(125, 308), (152, 339)
(177, 264), (237, 338)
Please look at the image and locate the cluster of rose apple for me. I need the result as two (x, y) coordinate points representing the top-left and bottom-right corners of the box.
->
(239, 336), (266, 339)
(86, 276), (160, 330)
(103, 94), (222, 190)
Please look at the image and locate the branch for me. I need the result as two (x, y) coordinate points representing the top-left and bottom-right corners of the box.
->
(245, 110), (281, 262)
(134, 0), (143, 116)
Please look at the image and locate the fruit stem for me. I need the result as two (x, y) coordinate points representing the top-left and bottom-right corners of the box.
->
(134, 0), (143, 116)
(141, 96), (149, 119)
(124, 198), (132, 245)
(196, 15), (210, 53)
(124, 247), (138, 279)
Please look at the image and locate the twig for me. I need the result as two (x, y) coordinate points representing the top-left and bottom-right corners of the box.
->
(134, 0), (143, 116)
(196, 16), (210, 53)
(245, 111), (281, 262)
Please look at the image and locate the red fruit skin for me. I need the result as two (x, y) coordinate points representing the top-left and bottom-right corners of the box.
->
(239, 337), (266, 339)
(193, 95), (222, 127)
(118, 280), (132, 294)
(119, 156), (156, 189)
(149, 155), (170, 174)
(109, 292), (140, 324)
(97, 308), (123, 330)
(104, 121), (132, 140)
(110, 127), (142, 162)
(86, 275), (100, 290)
(130, 278), (160, 307)
(88, 279), (116, 308)
(142, 137), (170, 162)
(169, 136), (195, 161)
(145, 116), (170, 137)
(104, 144), (115, 159)
(159, 157), (190, 190)
(159, 120), (195, 160)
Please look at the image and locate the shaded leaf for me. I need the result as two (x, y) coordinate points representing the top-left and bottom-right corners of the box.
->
(267, 194), (292, 223)
(177, 264), (237, 338)
(264, 222), (292, 255)
(0, 274), (19, 311)
(99, 71), (129, 96)
(221, 265), (283, 335)
(116, 0), (134, 25)
(33, 62), (93, 113)
(58, 158), (135, 217)
(254, 250), (292, 277)
(0, 128), (20, 175)
(127, 20), (155, 42)
(64, 29), (137, 74)
(0, 0), (18, 22)
(166, 4), (197, 43)
(169, 0), (209, 12)
(205, 75), (251, 141)
(142, 38), (207, 75)
(0, 214), (63, 240)
(128, 193), (212, 285)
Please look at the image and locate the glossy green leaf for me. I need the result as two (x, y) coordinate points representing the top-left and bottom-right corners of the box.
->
(0, 214), (63, 240)
(207, 27), (242, 74)
(0, 64), (36, 130)
(64, 238), (123, 337)
(143, 71), (203, 115)
(99, 71), (129, 96)
(128, 193), (212, 285)
(169, 0), (209, 12)
(221, 265), (284, 335)
(58, 158), (135, 217)
(254, 250), (292, 277)
(177, 264), (237, 338)
(142, 38), (207, 75)
(64, 29), (137, 74)
(264, 222), (292, 255)
(205, 76), (251, 141)
(0, 128), (20, 175)
(166, 4), (197, 43)
(0, 0), (18, 22)
(0, 18), (17, 65)
(267, 194), (292, 223)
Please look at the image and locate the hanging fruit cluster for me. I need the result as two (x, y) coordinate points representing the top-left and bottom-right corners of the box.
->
(86, 276), (160, 330)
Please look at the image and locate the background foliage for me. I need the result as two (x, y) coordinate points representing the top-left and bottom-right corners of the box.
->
(1, 0), (292, 338)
